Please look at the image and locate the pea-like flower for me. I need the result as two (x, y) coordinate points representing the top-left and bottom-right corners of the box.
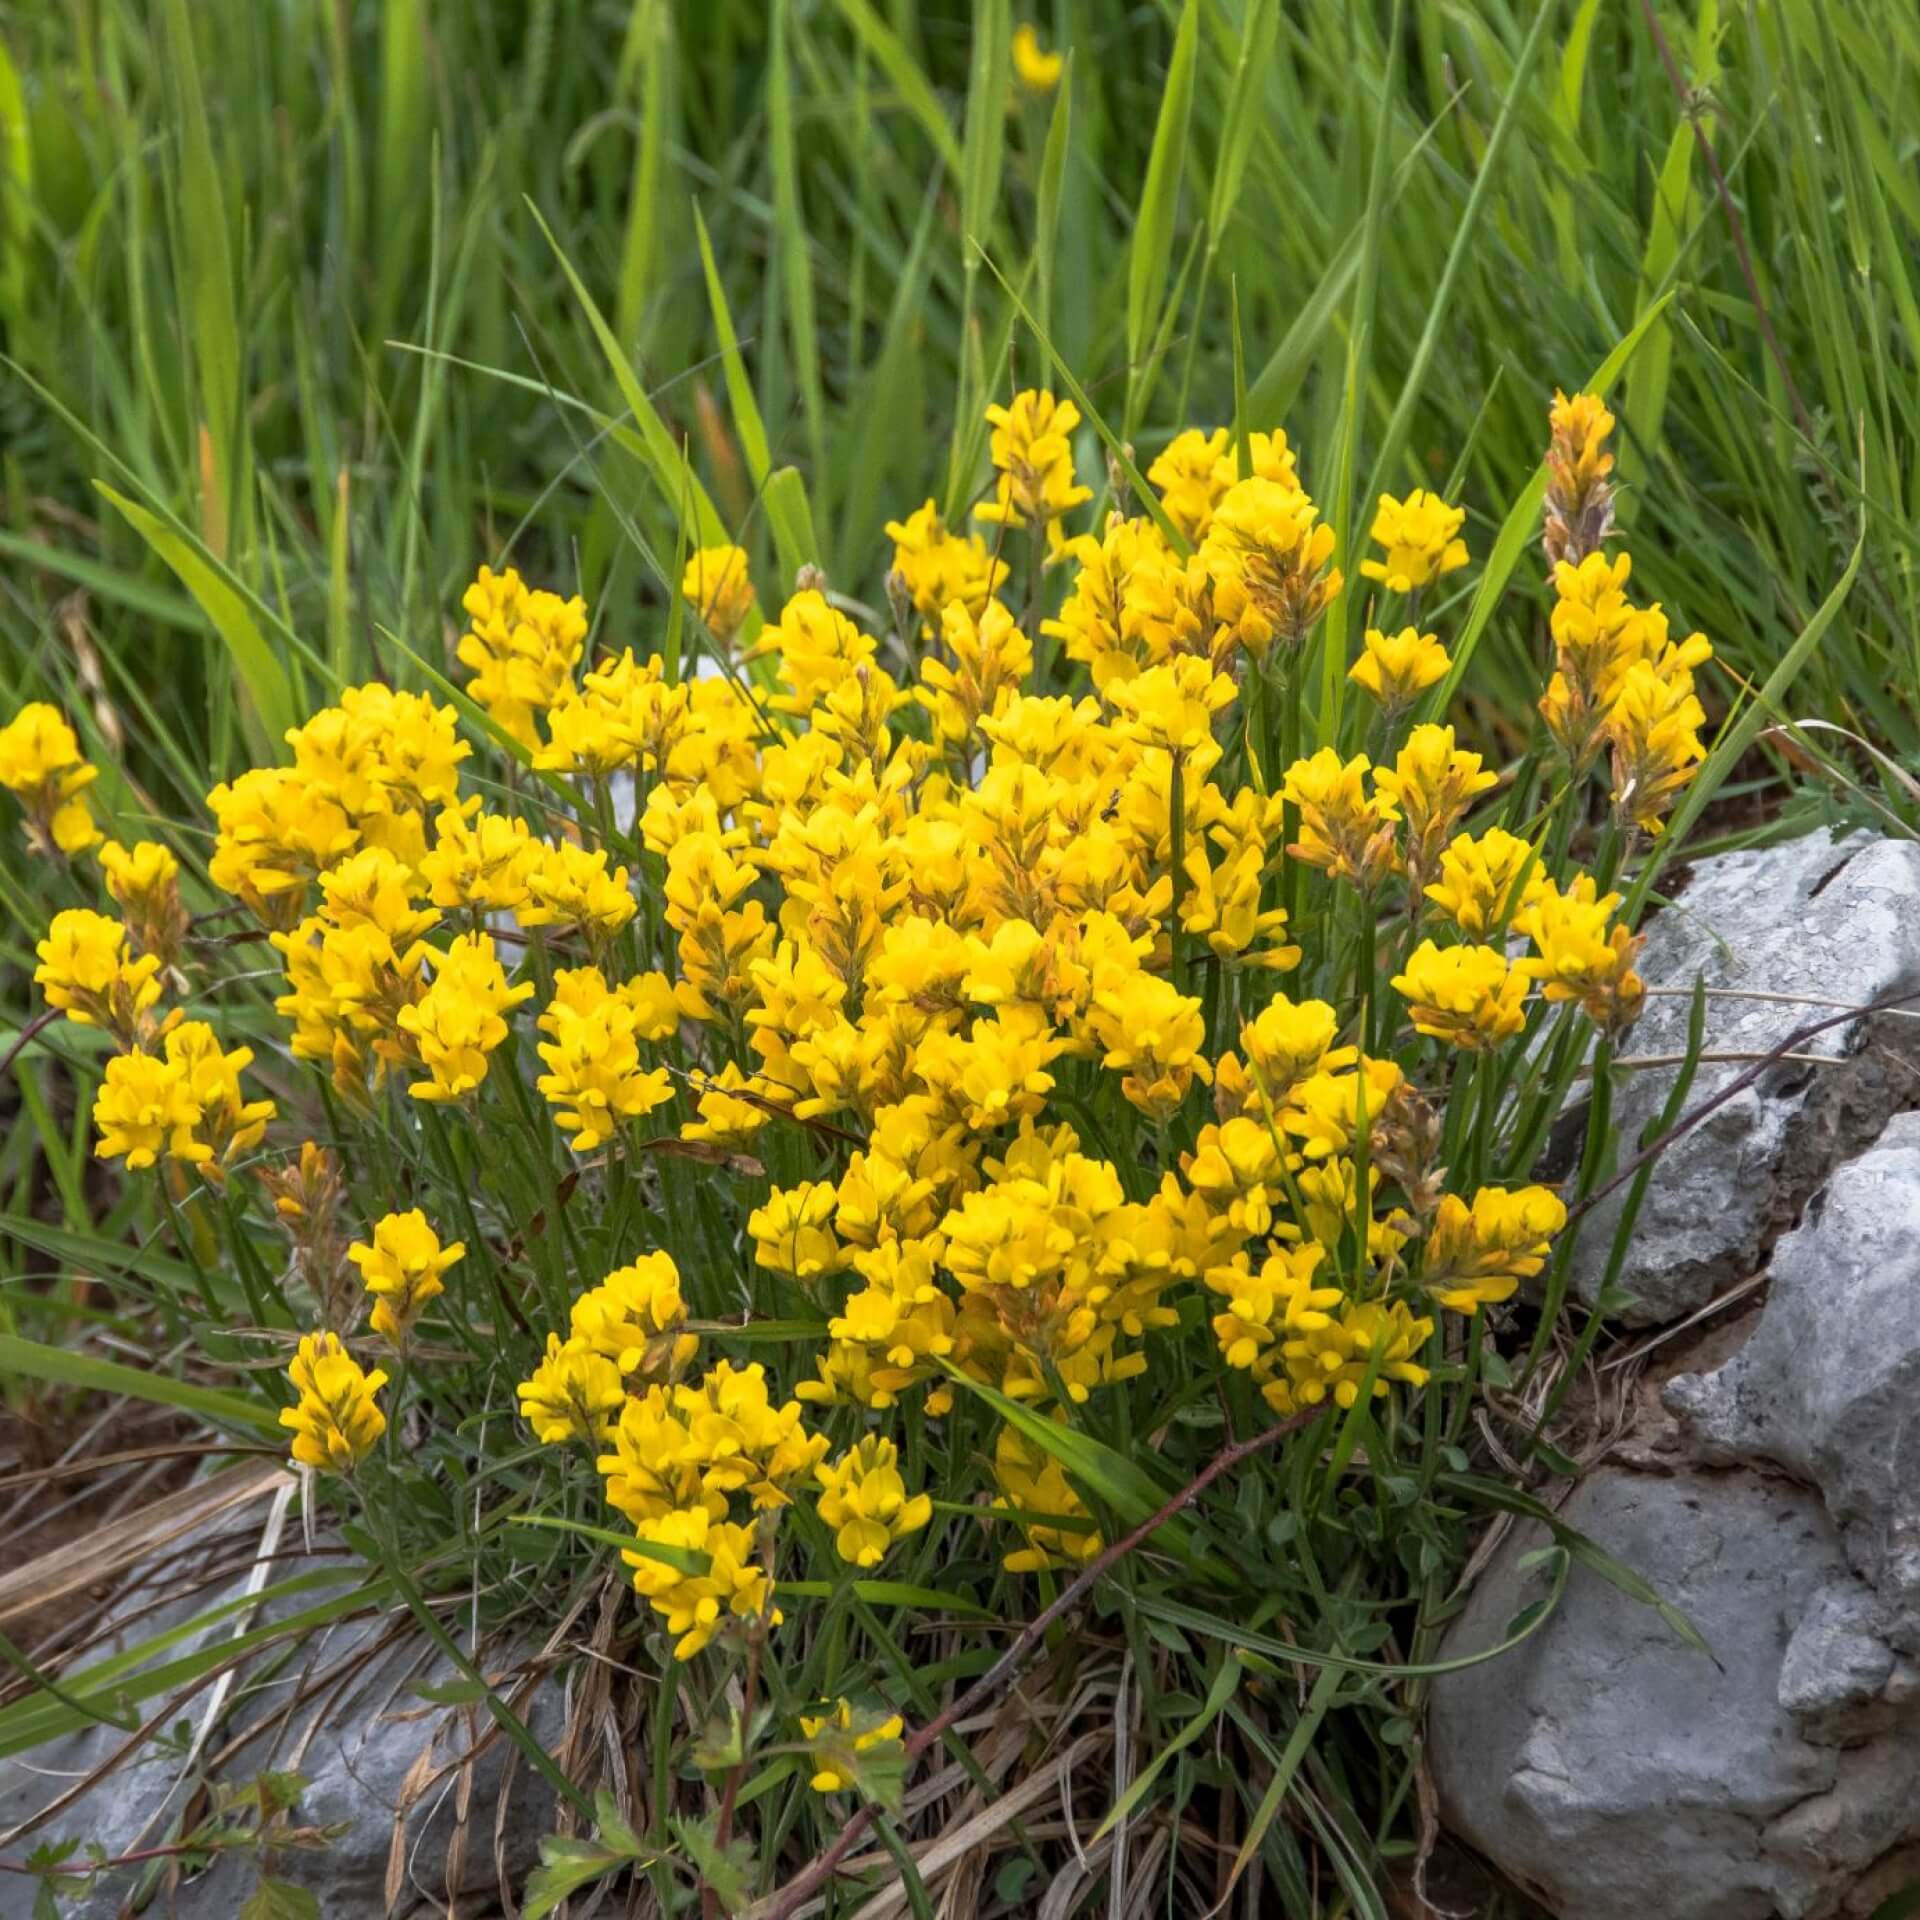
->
(975, 390), (1091, 533)
(349, 1209), (465, 1348)
(280, 1332), (388, 1472)
(1422, 1185), (1568, 1313)
(0, 703), (100, 856)
(799, 1697), (906, 1795)
(1392, 940), (1529, 1049)
(396, 933), (533, 1102)
(679, 543), (757, 644)
(813, 1434), (932, 1568)
(1360, 489), (1468, 595)
(1348, 626), (1450, 713)
(35, 908), (163, 1042)
(517, 1333), (627, 1446)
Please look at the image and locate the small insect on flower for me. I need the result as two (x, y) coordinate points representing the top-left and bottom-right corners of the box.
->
(349, 1210), (465, 1348)
(280, 1332), (388, 1472)
(813, 1434), (933, 1568)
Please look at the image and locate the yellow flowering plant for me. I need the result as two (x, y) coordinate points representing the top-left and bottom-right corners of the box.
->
(2, 381), (1727, 1909)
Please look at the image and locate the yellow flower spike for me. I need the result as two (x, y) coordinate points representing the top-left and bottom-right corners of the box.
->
(162, 1020), (276, 1173)
(813, 1434), (933, 1569)
(1360, 489), (1469, 595)
(1422, 1185), (1569, 1314)
(348, 1209), (464, 1348)
(1372, 724), (1498, 886)
(885, 501), (1008, 627)
(0, 702), (101, 857)
(754, 589), (879, 718)
(395, 932), (533, 1102)
(991, 1421), (1102, 1573)
(100, 840), (188, 968)
(918, 599), (1033, 747)
(1240, 992), (1355, 1105)
(1603, 641), (1712, 836)
(534, 965), (675, 1152)
(680, 544), (757, 645)
(517, 1333), (627, 1446)
(456, 564), (587, 749)
(280, 1332), (388, 1473)
(1422, 827), (1545, 938)
(571, 1252), (699, 1379)
(1103, 655), (1236, 758)
(1543, 389), (1617, 566)
(1265, 1298), (1433, 1416)
(92, 1047), (204, 1171)
(1513, 875), (1647, 1037)
(748, 1180), (847, 1283)
(1391, 940), (1530, 1050)
(516, 840), (638, 945)
(1348, 626), (1451, 713)
(1280, 748), (1400, 892)
(1200, 475), (1342, 660)
(418, 803), (536, 914)
(35, 908), (164, 1042)
(621, 1509), (776, 1660)
(1010, 22), (1063, 93)
(975, 390), (1091, 534)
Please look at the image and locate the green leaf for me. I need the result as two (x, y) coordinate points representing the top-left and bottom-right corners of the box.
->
(409, 1677), (493, 1706)
(509, 1512), (710, 1576)
(778, 1579), (992, 1618)
(1205, 0), (1276, 263)
(239, 1881), (321, 1920)
(671, 1813), (754, 1914)
(0, 1333), (282, 1435)
(832, 0), (963, 180)
(1127, 0), (1199, 380)
(94, 483), (295, 758)
(1093, 1651), (1242, 1841)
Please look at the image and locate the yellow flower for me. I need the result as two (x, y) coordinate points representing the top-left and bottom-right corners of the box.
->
(0, 703), (101, 856)
(992, 1420), (1101, 1573)
(749, 1181), (846, 1283)
(163, 1020), (276, 1173)
(517, 1333), (626, 1446)
(1264, 1298), (1432, 1415)
(918, 599), (1032, 745)
(1360, 490), (1468, 595)
(813, 1434), (933, 1568)
(206, 766), (355, 924)
(457, 564), (587, 748)
(396, 932), (533, 1101)
(885, 500), (1009, 625)
(535, 966), (675, 1151)
(100, 840), (189, 967)
(518, 841), (638, 944)
(279, 1332), (388, 1472)
(680, 544), (757, 644)
(1514, 875), (1646, 1036)
(92, 1048), (202, 1171)
(1104, 655), (1236, 758)
(1544, 388), (1617, 566)
(1392, 940), (1529, 1049)
(571, 1252), (699, 1378)
(35, 908), (163, 1041)
(1422, 1185), (1568, 1313)
(1372, 725), (1498, 883)
(1348, 626), (1450, 711)
(348, 1209), (465, 1347)
(623, 1509), (773, 1659)
(1203, 1243), (1342, 1374)
(1201, 476), (1341, 659)
(799, 1698), (906, 1795)
(1604, 640), (1712, 836)
(1011, 22), (1063, 92)
(1240, 993), (1354, 1103)
(1422, 827), (1544, 937)
(1088, 970), (1211, 1120)
(752, 588), (879, 717)
(419, 803), (536, 914)
(1281, 748), (1399, 892)
(976, 390), (1091, 533)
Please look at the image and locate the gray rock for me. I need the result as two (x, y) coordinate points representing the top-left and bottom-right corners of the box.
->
(1430, 1466), (1920, 1920)
(1666, 1112), (1920, 1648)
(1570, 832), (1920, 1326)
(0, 1517), (567, 1919)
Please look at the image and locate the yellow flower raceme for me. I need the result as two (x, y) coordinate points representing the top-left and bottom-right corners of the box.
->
(1544, 388), (1617, 566)
(886, 501), (1009, 627)
(457, 565), (587, 747)
(1392, 940), (1529, 1049)
(992, 1420), (1102, 1572)
(1202, 477), (1341, 659)
(395, 932), (533, 1101)
(976, 390), (1091, 533)
(0, 703), (100, 855)
(814, 1435), (932, 1568)
(518, 841), (637, 944)
(1514, 876), (1646, 1036)
(571, 1252), (699, 1378)
(1422, 1184), (1568, 1313)
(623, 1508), (775, 1659)
(1605, 638), (1712, 835)
(680, 544), (757, 644)
(35, 909), (163, 1041)
(1281, 749), (1399, 892)
(280, 1332), (388, 1472)
(100, 840), (188, 966)
(535, 966), (675, 1151)
(517, 1333), (626, 1446)
(348, 1210), (464, 1347)
(1423, 827), (1544, 937)
(91, 1022), (274, 1174)
(1349, 627), (1450, 712)
(1373, 725), (1498, 884)
(1361, 490), (1468, 595)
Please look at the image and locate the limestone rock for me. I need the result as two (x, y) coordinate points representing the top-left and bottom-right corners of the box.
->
(1430, 1467), (1920, 1919)
(1665, 1111), (1920, 1647)
(1571, 832), (1920, 1326)
(0, 1518), (566, 1919)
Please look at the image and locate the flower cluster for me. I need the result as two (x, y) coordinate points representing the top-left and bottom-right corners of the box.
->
(15, 382), (1711, 1689)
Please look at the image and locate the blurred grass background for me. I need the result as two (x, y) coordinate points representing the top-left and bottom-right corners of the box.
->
(0, 0), (1914, 817)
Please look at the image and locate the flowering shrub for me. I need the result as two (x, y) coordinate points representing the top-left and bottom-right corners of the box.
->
(7, 385), (1714, 1888)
